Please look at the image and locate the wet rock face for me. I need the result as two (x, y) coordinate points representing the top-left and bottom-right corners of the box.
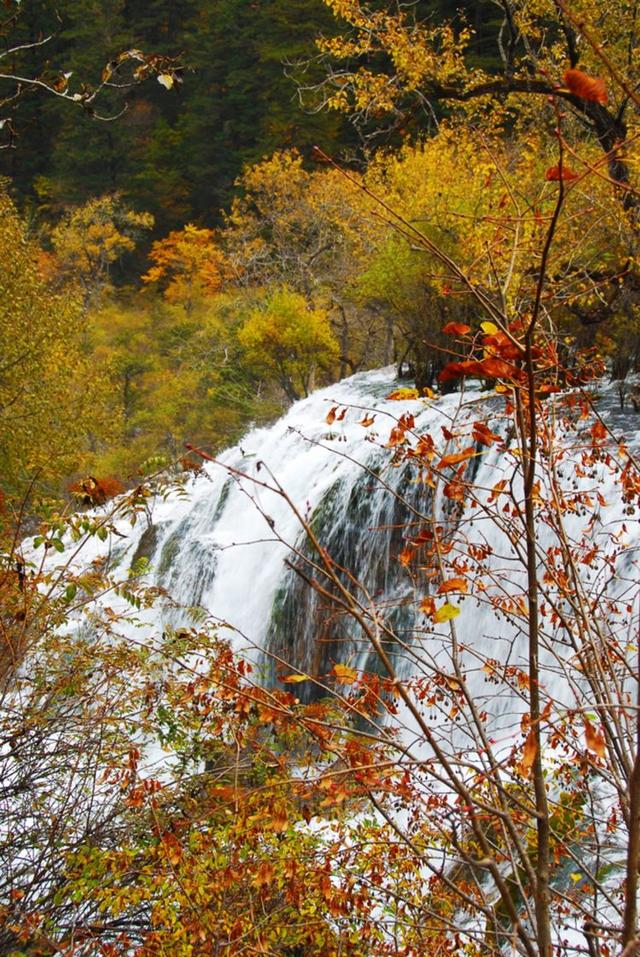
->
(265, 466), (432, 702)
(131, 524), (159, 567)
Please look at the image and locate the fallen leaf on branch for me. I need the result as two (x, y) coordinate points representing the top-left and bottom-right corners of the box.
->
(437, 578), (468, 595)
(433, 602), (461, 623)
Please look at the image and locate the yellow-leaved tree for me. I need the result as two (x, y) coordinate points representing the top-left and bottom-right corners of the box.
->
(51, 195), (154, 306)
(224, 150), (386, 376)
(0, 190), (116, 500)
(238, 286), (339, 401)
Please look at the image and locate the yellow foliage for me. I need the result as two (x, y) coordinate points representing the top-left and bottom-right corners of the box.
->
(51, 195), (153, 301)
(88, 291), (277, 477)
(0, 190), (117, 496)
(238, 286), (339, 401)
(225, 150), (387, 371)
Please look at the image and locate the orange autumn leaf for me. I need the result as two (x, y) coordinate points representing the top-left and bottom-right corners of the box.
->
(437, 446), (476, 469)
(563, 68), (608, 105)
(254, 861), (275, 888)
(437, 577), (468, 595)
(517, 729), (538, 778)
(488, 478), (508, 502)
(398, 546), (413, 566)
(270, 804), (289, 832)
(584, 719), (606, 757)
(443, 480), (465, 501)
(442, 321), (471, 336)
(333, 663), (358, 684)
(359, 414), (376, 427)
(387, 425), (407, 447)
(325, 405), (337, 425)
(472, 422), (501, 446)
(420, 596), (436, 616)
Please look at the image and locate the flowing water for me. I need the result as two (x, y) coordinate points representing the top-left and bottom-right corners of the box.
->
(67, 367), (640, 731)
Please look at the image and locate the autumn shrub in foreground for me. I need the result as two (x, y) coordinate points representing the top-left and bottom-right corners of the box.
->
(0, 482), (416, 956)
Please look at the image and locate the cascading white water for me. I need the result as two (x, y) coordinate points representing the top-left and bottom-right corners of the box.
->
(66, 366), (640, 724)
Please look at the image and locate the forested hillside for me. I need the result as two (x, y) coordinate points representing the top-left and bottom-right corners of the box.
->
(0, 0), (517, 497)
(0, 0), (501, 229)
(1, 0), (348, 227)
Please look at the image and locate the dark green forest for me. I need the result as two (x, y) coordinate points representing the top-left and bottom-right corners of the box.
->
(2, 0), (347, 228)
(2, 0), (498, 231)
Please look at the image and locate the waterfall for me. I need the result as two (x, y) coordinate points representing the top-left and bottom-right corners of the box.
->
(66, 367), (640, 722)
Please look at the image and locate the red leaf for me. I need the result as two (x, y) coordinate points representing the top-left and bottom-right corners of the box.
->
(477, 357), (522, 380)
(69, 476), (125, 505)
(439, 360), (480, 383)
(472, 421), (501, 446)
(483, 331), (522, 360)
(545, 164), (579, 182)
(563, 68), (608, 105)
